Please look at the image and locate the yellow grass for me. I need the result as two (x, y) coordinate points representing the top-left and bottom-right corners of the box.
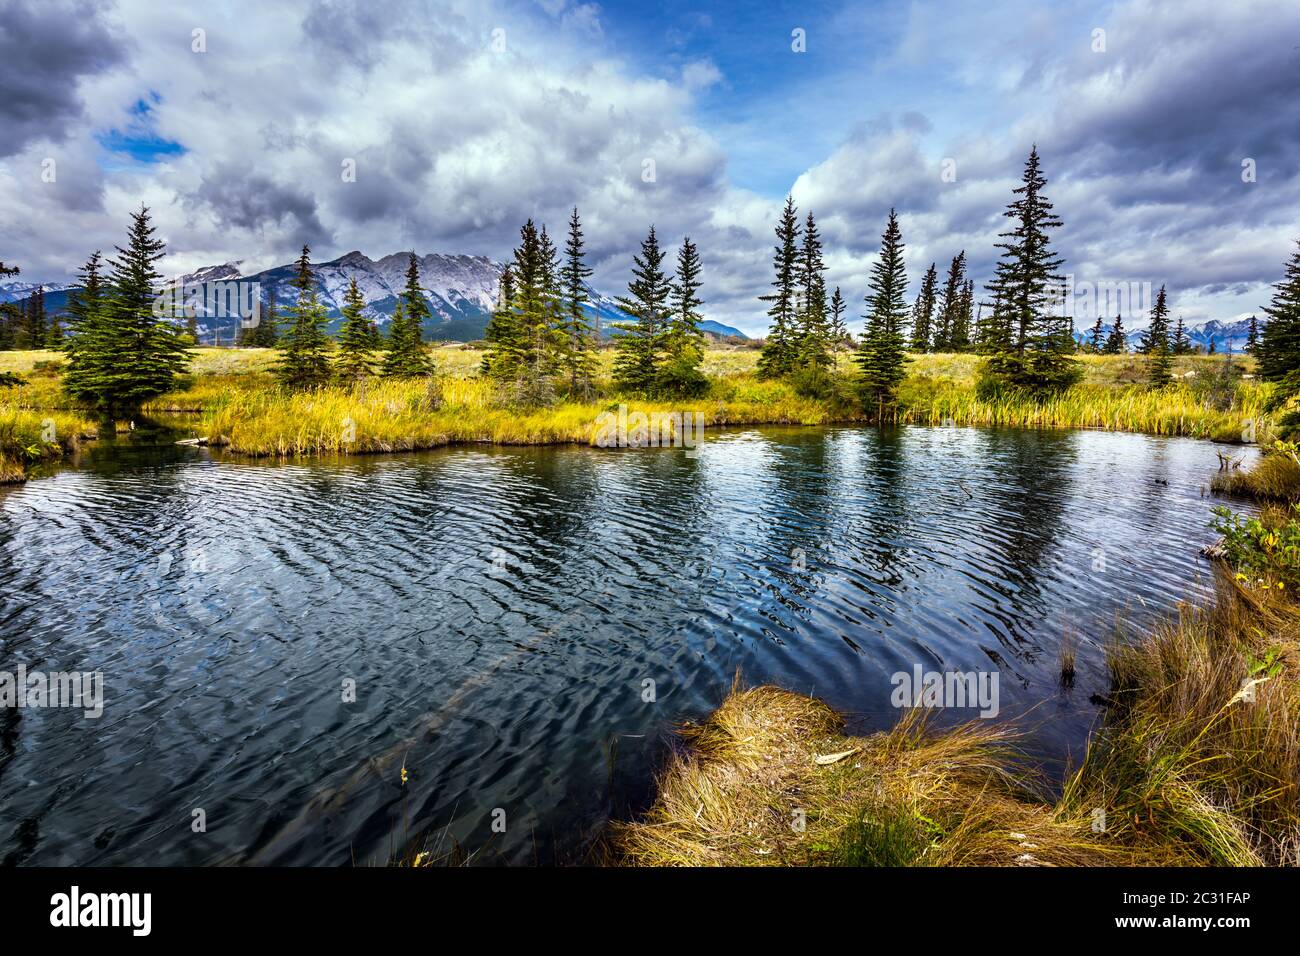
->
(609, 682), (1157, 867)
(0, 347), (1268, 466)
(614, 564), (1300, 868)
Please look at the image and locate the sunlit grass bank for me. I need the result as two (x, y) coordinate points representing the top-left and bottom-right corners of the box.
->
(610, 683), (1136, 866)
(0, 346), (1268, 469)
(1213, 444), (1300, 502)
(0, 407), (96, 484)
(614, 569), (1300, 867)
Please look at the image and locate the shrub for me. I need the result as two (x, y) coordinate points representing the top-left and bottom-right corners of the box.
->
(1210, 502), (1300, 591)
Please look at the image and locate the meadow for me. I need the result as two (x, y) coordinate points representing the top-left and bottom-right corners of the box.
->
(0, 344), (1268, 480)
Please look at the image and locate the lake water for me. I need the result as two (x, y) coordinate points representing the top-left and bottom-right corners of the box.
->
(0, 425), (1248, 865)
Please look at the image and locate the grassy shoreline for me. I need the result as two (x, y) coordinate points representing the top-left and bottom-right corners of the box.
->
(613, 573), (1300, 867)
(0, 346), (1268, 479)
(612, 451), (1300, 868)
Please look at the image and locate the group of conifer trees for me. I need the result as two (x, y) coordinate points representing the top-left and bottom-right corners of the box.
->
(909, 255), (975, 354)
(755, 146), (1088, 414)
(274, 246), (435, 391)
(58, 208), (193, 412)
(0, 280), (61, 350)
(481, 211), (597, 403)
(753, 198), (842, 387)
(1083, 309), (1196, 359)
(480, 207), (707, 400)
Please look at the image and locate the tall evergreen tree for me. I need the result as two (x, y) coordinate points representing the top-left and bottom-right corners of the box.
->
(1171, 313), (1190, 355)
(933, 252), (967, 352)
(855, 208), (911, 416)
(1141, 285), (1173, 387)
(1246, 315), (1259, 354)
(63, 206), (192, 411)
(1138, 285), (1170, 354)
(481, 265), (519, 378)
(794, 210), (832, 370)
(25, 287), (47, 349)
(335, 278), (377, 382)
(1087, 315), (1105, 352)
(756, 196), (801, 379)
(1103, 314), (1127, 354)
(1257, 241), (1300, 387)
(274, 245), (333, 390)
(659, 236), (707, 396)
(983, 147), (1080, 391)
(950, 279), (975, 351)
(558, 207), (598, 396)
(383, 253), (435, 378)
(829, 286), (847, 353)
(61, 253), (106, 386)
(612, 225), (670, 393)
(910, 262), (938, 352)
(491, 219), (558, 401)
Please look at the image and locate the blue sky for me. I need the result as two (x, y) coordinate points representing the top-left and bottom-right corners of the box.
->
(2, 0), (1298, 335)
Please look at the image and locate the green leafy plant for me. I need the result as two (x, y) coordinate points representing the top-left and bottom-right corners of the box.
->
(1211, 502), (1300, 590)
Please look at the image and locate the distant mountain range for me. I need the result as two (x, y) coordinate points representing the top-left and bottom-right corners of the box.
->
(0, 251), (748, 343)
(1072, 317), (1257, 354)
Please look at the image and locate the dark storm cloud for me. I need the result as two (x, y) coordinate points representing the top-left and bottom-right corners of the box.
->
(0, 0), (126, 157)
(301, 0), (476, 71)
(188, 166), (331, 247)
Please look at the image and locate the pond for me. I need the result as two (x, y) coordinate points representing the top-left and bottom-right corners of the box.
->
(0, 425), (1249, 865)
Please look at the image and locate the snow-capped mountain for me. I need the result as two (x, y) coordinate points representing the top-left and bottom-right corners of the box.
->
(1074, 317), (1257, 353)
(158, 250), (654, 343)
(0, 279), (76, 305)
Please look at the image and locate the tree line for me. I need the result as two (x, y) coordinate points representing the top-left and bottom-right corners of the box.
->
(479, 208), (707, 403)
(7, 153), (1300, 420)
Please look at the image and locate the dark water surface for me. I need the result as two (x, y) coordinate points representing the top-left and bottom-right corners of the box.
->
(0, 425), (1248, 865)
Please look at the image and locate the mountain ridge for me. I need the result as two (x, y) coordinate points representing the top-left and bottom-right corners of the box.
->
(0, 251), (749, 343)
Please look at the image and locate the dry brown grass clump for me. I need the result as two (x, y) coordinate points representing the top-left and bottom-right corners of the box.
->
(611, 682), (1145, 867)
(1212, 449), (1300, 502)
(1060, 574), (1300, 866)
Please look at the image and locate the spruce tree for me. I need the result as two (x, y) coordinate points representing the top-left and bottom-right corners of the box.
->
(1246, 315), (1259, 354)
(64, 206), (191, 411)
(829, 286), (847, 354)
(910, 262), (938, 352)
(855, 208), (910, 417)
(558, 207), (597, 397)
(26, 287), (47, 349)
(335, 278), (377, 382)
(659, 236), (707, 396)
(983, 147), (1080, 391)
(482, 266), (519, 378)
(933, 252), (967, 352)
(1257, 241), (1300, 387)
(1172, 314), (1190, 355)
(492, 220), (558, 402)
(383, 253), (435, 378)
(1103, 314), (1126, 354)
(274, 245), (333, 390)
(1138, 285), (1171, 354)
(756, 196), (801, 379)
(950, 278), (974, 351)
(612, 225), (670, 394)
(1141, 285), (1173, 386)
(1087, 315), (1105, 352)
(793, 210), (832, 370)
